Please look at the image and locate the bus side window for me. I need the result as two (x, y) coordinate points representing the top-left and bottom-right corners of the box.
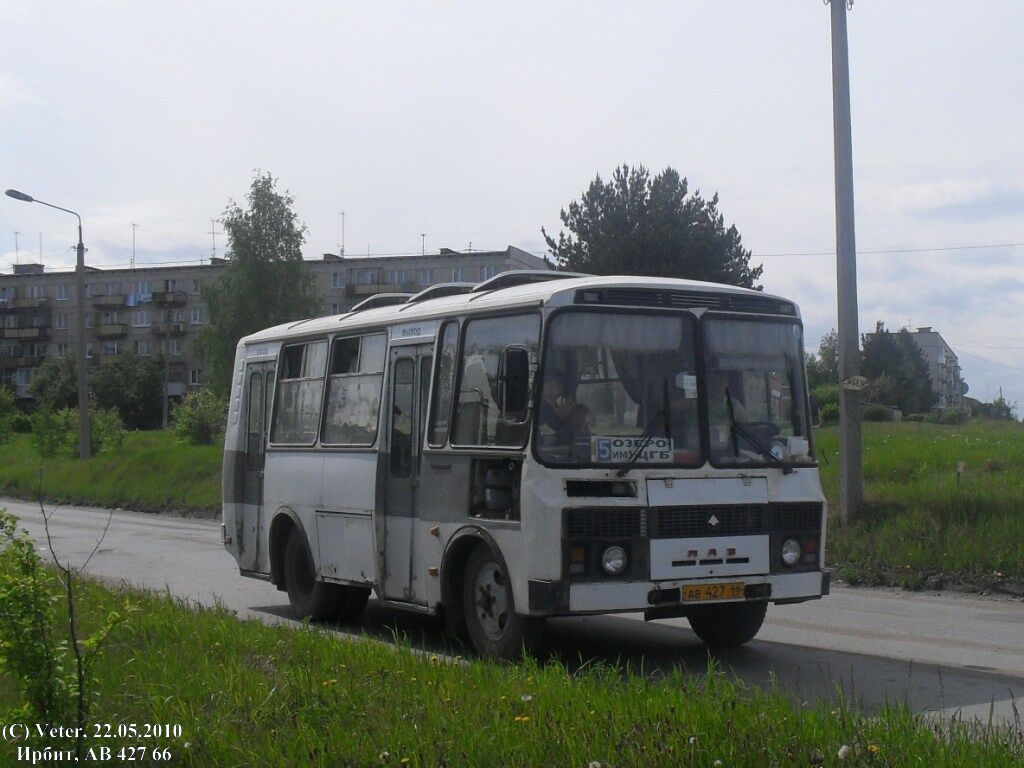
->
(427, 320), (459, 447)
(270, 340), (327, 445)
(322, 332), (387, 446)
(451, 313), (540, 448)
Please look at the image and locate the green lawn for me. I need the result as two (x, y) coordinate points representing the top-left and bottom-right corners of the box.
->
(1, 573), (1020, 768)
(0, 420), (1020, 588)
(0, 431), (221, 516)
(816, 421), (1024, 589)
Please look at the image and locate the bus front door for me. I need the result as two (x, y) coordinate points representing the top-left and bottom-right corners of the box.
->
(382, 343), (432, 603)
(238, 361), (274, 572)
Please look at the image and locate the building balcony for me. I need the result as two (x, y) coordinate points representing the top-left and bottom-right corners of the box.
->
(1, 297), (51, 311)
(151, 321), (187, 337)
(91, 294), (127, 308)
(153, 290), (187, 307)
(3, 327), (50, 340)
(95, 322), (129, 339)
(347, 281), (418, 297)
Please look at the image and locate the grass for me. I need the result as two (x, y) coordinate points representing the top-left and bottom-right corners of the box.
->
(816, 420), (1024, 590)
(1, 572), (1021, 767)
(0, 419), (1020, 588)
(0, 431), (220, 516)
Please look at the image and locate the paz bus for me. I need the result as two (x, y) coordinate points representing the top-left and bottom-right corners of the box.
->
(222, 271), (828, 658)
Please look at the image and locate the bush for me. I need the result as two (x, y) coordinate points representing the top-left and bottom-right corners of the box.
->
(0, 386), (16, 444)
(11, 412), (33, 433)
(173, 390), (226, 446)
(819, 402), (839, 425)
(863, 404), (897, 422)
(924, 407), (970, 425)
(32, 407), (126, 459)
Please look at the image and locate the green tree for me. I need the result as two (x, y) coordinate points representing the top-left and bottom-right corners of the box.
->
(28, 354), (79, 409)
(196, 172), (320, 394)
(543, 165), (763, 288)
(861, 322), (937, 414)
(90, 352), (164, 430)
(0, 385), (16, 443)
(805, 329), (840, 390)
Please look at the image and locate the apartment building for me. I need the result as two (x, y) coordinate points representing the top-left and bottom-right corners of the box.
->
(908, 327), (968, 410)
(0, 245), (547, 401)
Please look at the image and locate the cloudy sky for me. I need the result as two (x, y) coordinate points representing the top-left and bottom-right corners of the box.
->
(2, 1), (1022, 409)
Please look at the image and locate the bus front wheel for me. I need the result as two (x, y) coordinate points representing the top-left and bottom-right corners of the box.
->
(284, 528), (368, 621)
(462, 545), (543, 660)
(686, 600), (767, 648)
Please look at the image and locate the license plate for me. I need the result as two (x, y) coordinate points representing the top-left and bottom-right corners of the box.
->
(681, 582), (745, 602)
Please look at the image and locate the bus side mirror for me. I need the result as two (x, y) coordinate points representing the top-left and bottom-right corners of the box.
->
(810, 393), (822, 429)
(498, 346), (530, 419)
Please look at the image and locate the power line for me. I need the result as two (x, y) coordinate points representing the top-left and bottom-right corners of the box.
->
(753, 241), (1024, 258)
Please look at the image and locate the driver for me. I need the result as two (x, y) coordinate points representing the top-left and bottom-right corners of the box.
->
(540, 374), (592, 453)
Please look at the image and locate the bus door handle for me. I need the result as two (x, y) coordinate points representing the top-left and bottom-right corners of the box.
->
(429, 463), (452, 472)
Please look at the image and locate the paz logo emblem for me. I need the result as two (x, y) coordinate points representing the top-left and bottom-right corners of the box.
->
(707, 514), (720, 529)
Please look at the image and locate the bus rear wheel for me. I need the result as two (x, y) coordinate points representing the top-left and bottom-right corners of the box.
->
(462, 545), (543, 660)
(284, 528), (368, 621)
(686, 600), (767, 648)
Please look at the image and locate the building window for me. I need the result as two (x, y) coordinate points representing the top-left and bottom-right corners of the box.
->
(169, 340), (182, 355)
(56, 284), (69, 301)
(420, 268), (433, 285)
(101, 311), (119, 324)
(165, 279), (178, 291)
(331, 272), (344, 289)
(190, 308), (204, 325)
(103, 341), (120, 355)
(85, 313), (93, 329)
(28, 285), (45, 299)
(2, 316), (15, 329)
(192, 279), (201, 294)
(356, 269), (378, 286)
(57, 343), (70, 357)
(136, 281), (149, 294)
(133, 310), (150, 327)
(189, 369), (202, 386)
(330, 303), (341, 315)
(452, 266), (468, 282)
(56, 313), (67, 330)
(33, 344), (47, 357)
(135, 340), (150, 356)
(85, 284), (93, 298)
(86, 343), (94, 359)
(480, 265), (500, 280)
(107, 282), (121, 295)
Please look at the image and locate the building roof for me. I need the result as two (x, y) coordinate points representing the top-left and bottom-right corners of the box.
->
(241, 274), (796, 346)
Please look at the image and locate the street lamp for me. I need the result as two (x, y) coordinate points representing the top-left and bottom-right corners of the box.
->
(5, 188), (92, 459)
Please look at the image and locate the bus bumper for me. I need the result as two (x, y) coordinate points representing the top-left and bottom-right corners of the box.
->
(528, 571), (827, 615)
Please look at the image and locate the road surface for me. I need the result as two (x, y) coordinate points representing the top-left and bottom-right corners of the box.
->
(3, 497), (1022, 726)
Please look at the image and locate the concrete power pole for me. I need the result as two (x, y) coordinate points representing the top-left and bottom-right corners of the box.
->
(828, 0), (863, 524)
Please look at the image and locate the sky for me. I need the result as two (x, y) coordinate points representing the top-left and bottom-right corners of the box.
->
(2, 1), (1022, 410)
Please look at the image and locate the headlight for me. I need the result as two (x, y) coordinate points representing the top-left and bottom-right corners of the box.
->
(601, 545), (627, 576)
(781, 538), (801, 567)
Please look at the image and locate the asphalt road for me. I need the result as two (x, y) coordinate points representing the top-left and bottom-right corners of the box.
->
(3, 496), (1022, 726)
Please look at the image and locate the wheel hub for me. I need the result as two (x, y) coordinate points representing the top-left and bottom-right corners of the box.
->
(473, 563), (510, 641)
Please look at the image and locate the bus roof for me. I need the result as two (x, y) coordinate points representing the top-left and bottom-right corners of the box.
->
(241, 274), (799, 346)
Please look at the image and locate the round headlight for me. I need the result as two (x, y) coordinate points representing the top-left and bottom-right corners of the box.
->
(781, 538), (801, 567)
(601, 545), (627, 576)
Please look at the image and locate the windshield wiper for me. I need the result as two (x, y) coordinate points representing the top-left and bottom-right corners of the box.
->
(724, 386), (794, 475)
(616, 378), (670, 478)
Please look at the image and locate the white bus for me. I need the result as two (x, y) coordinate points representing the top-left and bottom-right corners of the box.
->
(222, 272), (828, 658)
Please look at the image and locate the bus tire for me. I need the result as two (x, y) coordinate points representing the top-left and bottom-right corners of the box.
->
(284, 527), (342, 621)
(462, 545), (543, 660)
(686, 600), (767, 648)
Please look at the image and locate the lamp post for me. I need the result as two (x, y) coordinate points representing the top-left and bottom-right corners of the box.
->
(5, 189), (91, 459)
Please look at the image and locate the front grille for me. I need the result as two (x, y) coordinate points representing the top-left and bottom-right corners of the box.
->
(583, 288), (794, 316)
(770, 503), (823, 533)
(565, 508), (643, 538)
(651, 505), (768, 539)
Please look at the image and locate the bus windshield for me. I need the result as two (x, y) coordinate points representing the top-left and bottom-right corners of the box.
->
(704, 317), (812, 465)
(537, 311), (701, 467)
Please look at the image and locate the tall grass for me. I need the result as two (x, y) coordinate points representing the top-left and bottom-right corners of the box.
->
(816, 421), (1024, 587)
(0, 431), (220, 515)
(1, 574), (1021, 767)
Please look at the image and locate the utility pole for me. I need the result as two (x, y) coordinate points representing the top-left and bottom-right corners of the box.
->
(209, 219), (220, 262)
(420, 234), (426, 256)
(130, 223), (138, 270)
(828, 0), (862, 524)
(14, 231), (20, 264)
(340, 211), (346, 257)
